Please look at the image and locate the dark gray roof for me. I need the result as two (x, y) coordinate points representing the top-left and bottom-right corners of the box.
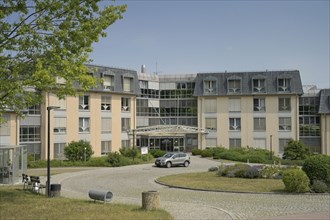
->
(193, 70), (303, 96)
(86, 64), (141, 95)
(319, 89), (330, 114)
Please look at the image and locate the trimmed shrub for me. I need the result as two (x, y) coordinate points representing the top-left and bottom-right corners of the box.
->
(219, 151), (244, 162)
(149, 149), (166, 158)
(283, 140), (311, 160)
(200, 148), (213, 158)
(191, 148), (203, 156)
(311, 180), (329, 193)
(107, 152), (132, 167)
(282, 169), (310, 193)
(302, 154), (330, 185)
(141, 153), (154, 162)
(64, 140), (94, 162)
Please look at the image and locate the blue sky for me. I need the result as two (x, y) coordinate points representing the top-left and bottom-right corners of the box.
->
(90, 0), (330, 88)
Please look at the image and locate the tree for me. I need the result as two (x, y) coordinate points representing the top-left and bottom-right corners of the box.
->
(64, 140), (93, 161)
(282, 140), (311, 160)
(0, 0), (126, 120)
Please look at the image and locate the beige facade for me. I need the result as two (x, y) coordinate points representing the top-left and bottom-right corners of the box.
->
(198, 95), (299, 156)
(38, 91), (136, 159)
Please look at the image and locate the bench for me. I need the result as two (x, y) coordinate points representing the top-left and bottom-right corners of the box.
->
(22, 174), (46, 194)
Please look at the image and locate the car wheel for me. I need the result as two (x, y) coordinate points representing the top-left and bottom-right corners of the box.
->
(184, 161), (189, 167)
(166, 162), (171, 168)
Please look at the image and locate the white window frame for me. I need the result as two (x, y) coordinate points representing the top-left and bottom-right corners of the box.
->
(253, 78), (266, 93)
(203, 80), (216, 94)
(279, 97), (291, 112)
(278, 78), (291, 92)
(253, 98), (266, 112)
(54, 117), (67, 134)
(101, 96), (111, 111)
(101, 141), (112, 155)
(229, 118), (241, 131)
(103, 75), (114, 91)
(228, 79), (241, 93)
(101, 118), (112, 133)
(205, 118), (217, 132)
(279, 117), (291, 131)
(79, 117), (90, 133)
(121, 97), (130, 112)
(229, 98), (241, 112)
(79, 95), (89, 110)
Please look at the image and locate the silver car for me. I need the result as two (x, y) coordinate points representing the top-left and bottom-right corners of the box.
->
(155, 152), (190, 168)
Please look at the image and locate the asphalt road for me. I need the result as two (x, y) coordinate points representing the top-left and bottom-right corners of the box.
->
(49, 156), (330, 220)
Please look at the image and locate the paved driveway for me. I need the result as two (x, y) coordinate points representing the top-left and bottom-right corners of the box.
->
(50, 156), (330, 220)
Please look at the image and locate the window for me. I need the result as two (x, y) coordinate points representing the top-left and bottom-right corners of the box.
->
(101, 96), (111, 111)
(278, 78), (291, 92)
(279, 117), (291, 131)
(229, 138), (241, 148)
(20, 126), (41, 142)
(254, 118), (266, 131)
(205, 99), (217, 113)
(229, 118), (241, 131)
(79, 117), (90, 133)
(205, 118), (217, 132)
(253, 98), (265, 112)
(205, 138), (217, 147)
(123, 77), (133, 92)
(101, 118), (112, 133)
(79, 95), (89, 110)
(121, 118), (130, 131)
(139, 80), (148, 89)
(101, 141), (112, 155)
(103, 75), (114, 90)
(121, 97), (130, 112)
(204, 80), (216, 94)
(122, 140), (130, 148)
(229, 98), (241, 112)
(253, 79), (266, 93)
(28, 105), (41, 115)
(54, 117), (66, 134)
(279, 98), (291, 111)
(228, 79), (241, 93)
(26, 143), (41, 160)
(54, 143), (66, 159)
(253, 139), (266, 149)
(0, 114), (10, 136)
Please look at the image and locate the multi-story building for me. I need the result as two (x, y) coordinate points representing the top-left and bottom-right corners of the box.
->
(1, 65), (330, 160)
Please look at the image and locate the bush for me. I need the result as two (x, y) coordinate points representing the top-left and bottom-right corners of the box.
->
(302, 155), (330, 185)
(200, 148), (213, 158)
(244, 166), (261, 179)
(216, 163), (251, 178)
(208, 166), (219, 172)
(311, 180), (329, 193)
(282, 169), (310, 193)
(219, 151), (243, 162)
(283, 140), (311, 160)
(119, 147), (139, 161)
(107, 152), (132, 167)
(141, 153), (154, 162)
(64, 140), (94, 162)
(261, 166), (283, 179)
(191, 149), (203, 156)
(149, 149), (166, 158)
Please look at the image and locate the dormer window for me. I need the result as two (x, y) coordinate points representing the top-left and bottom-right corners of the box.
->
(253, 78), (266, 93)
(278, 78), (291, 92)
(102, 74), (114, 91)
(123, 76), (134, 92)
(203, 79), (216, 94)
(228, 78), (241, 93)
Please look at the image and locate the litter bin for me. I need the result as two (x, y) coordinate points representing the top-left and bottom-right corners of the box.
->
(50, 184), (61, 197)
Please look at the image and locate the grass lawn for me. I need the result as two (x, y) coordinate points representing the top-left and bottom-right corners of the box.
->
(0, 186), (172, 220)
(157, 172), (286, 193)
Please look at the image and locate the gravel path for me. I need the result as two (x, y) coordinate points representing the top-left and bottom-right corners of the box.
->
(47, 156), (330, 220)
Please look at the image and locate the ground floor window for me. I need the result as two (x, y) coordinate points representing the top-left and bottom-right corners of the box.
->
(101, 141), (112, 155)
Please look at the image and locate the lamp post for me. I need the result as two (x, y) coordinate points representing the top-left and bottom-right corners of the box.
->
(47, 106), (60, 197)
(269, 135), (273, 160)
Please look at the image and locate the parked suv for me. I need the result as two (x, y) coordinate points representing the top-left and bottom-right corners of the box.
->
(155, 152), (190, 168)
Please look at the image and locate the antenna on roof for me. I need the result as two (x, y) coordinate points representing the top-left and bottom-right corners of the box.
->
(154, 62), (161, 75)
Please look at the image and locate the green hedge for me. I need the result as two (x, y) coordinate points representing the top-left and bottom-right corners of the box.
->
(302, 155), (330, 185)
(282, 169), (310, 193)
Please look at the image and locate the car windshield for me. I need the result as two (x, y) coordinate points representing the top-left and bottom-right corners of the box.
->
(163, 153), (174, 158)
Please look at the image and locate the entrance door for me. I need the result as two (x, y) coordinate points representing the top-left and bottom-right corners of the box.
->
(160, 138), (173, 152)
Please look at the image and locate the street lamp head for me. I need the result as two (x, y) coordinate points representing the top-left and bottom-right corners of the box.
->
(47, 106), (60, 111)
